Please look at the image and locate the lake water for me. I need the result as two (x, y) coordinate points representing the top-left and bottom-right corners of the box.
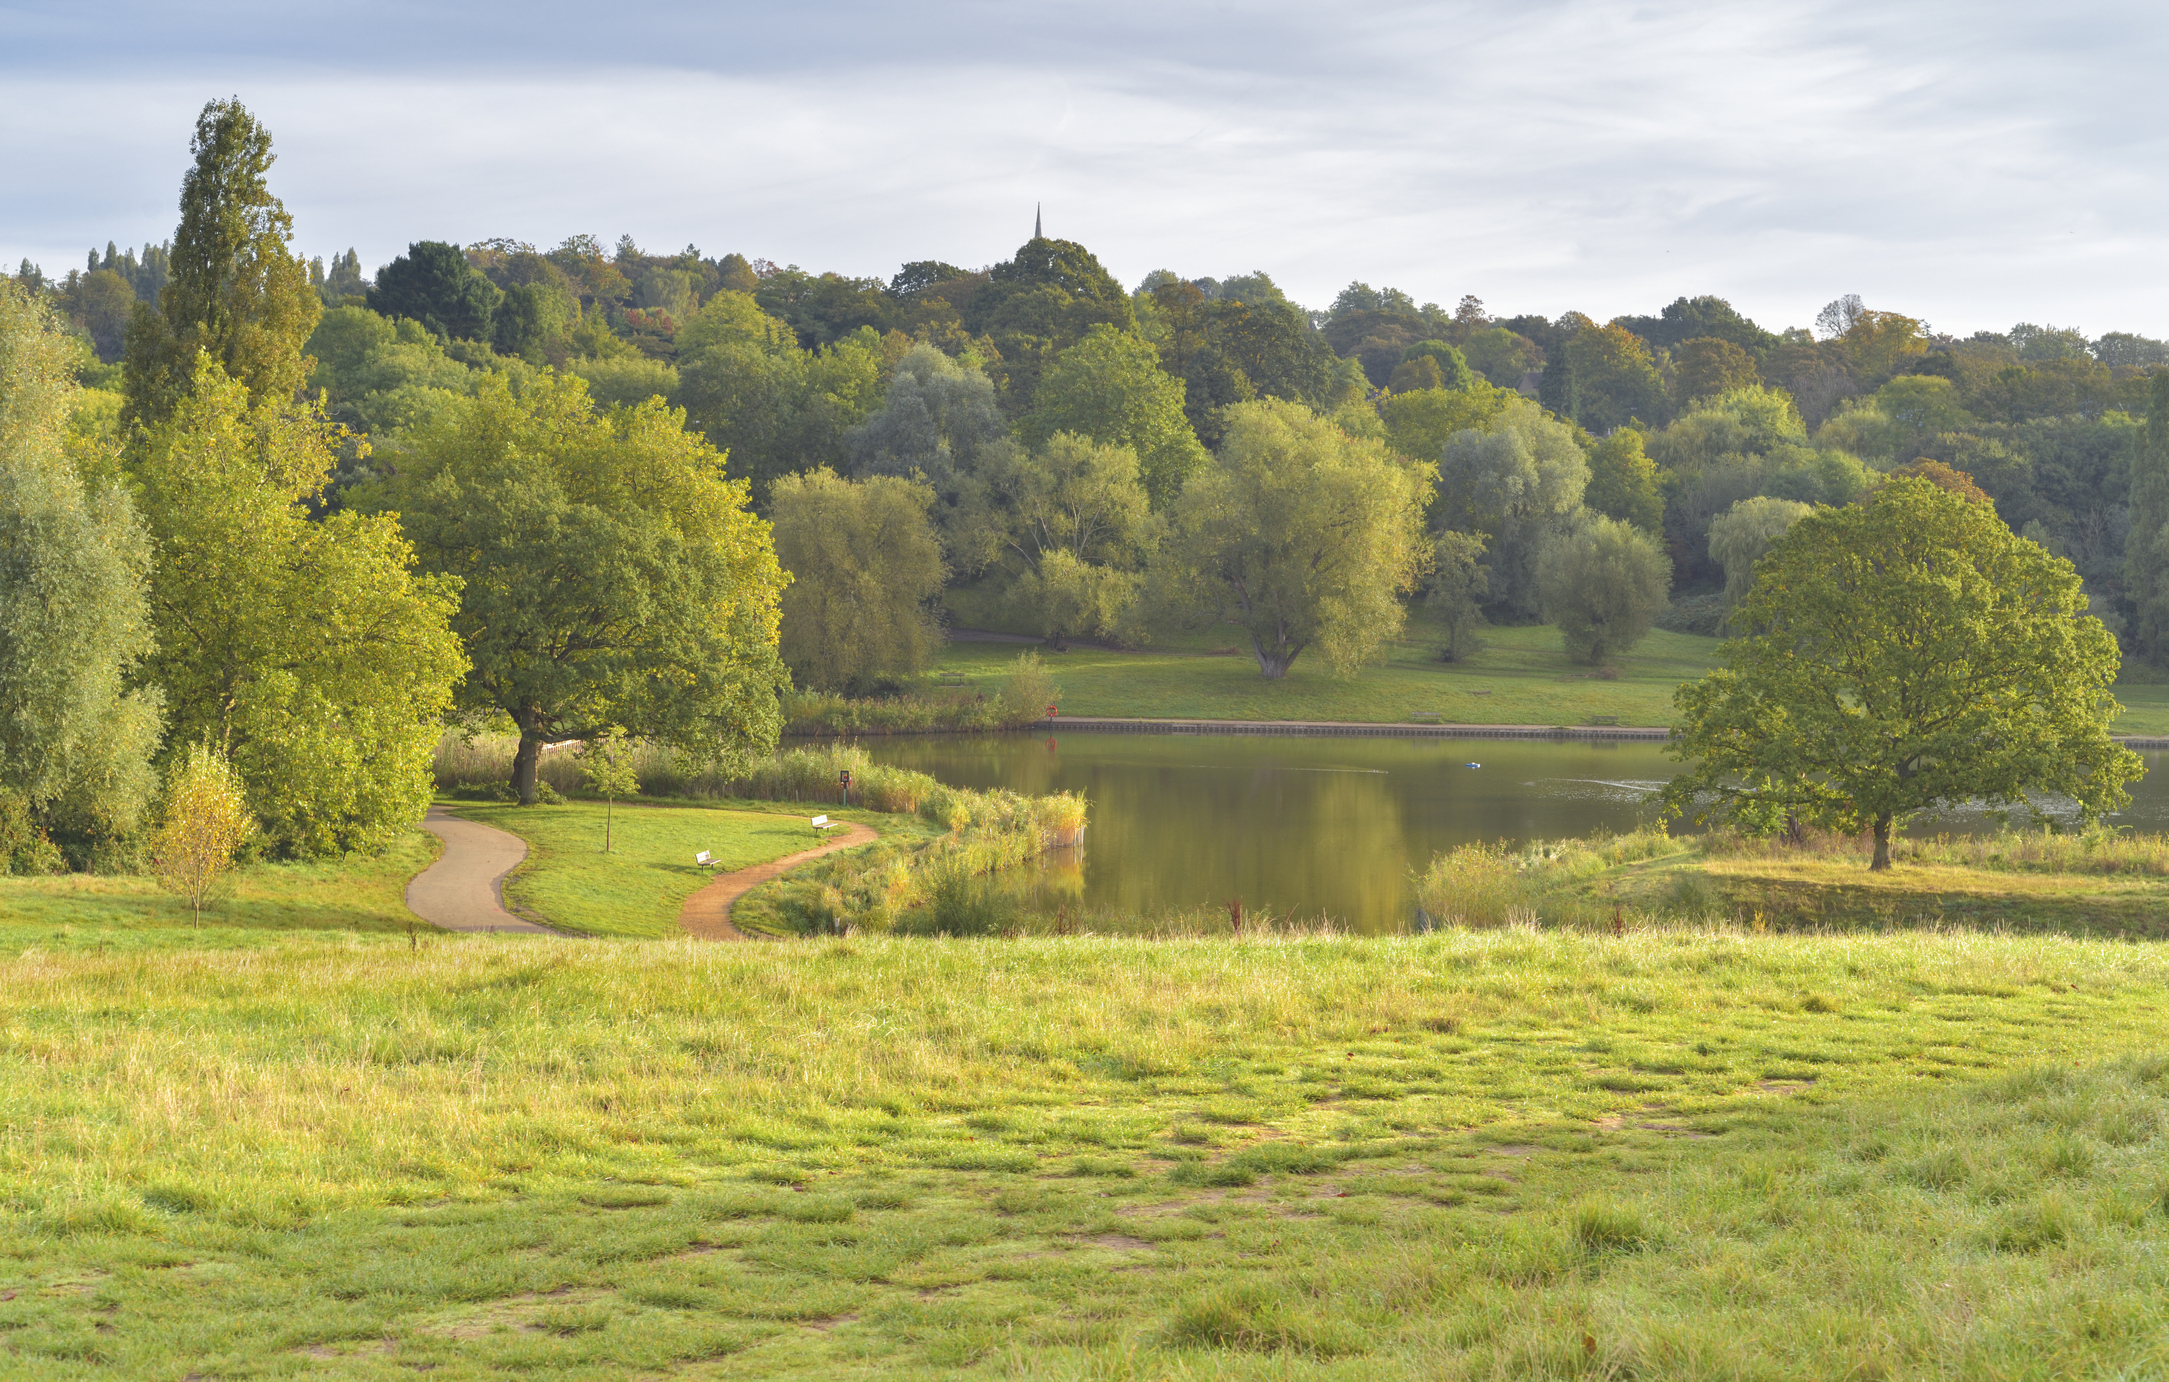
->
(866, 732), (2169, 932)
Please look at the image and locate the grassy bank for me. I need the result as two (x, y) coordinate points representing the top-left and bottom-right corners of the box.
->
(925, 609), (2169, 734)
(6, 930), (2169, 1376)
(1419, 826), (2169, 937)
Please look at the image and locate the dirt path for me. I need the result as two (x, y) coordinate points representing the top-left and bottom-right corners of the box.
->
(407, 805), (559, 934)
(678, 821), (879, 941)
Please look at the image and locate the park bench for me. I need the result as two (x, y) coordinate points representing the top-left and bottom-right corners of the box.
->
(811, 815), (842, 836)
(935, 672), (968, 687)
(1590, 715), (1620, 726)
(1468, 688), (1493, 696)
(1409, 710), (1442, 723)
(694, 850), (719, 869)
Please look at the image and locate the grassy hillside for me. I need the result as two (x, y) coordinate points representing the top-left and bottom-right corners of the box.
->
(928, 607), (2169, 734)
(7, 927), (2169, 1376)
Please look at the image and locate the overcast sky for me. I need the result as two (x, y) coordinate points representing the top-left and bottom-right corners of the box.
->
(5, 0), (2165, 336)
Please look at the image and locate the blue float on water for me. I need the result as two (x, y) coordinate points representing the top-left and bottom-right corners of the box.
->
(1465, 762), (1481, 769)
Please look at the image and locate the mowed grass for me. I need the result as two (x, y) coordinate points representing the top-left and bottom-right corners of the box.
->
(932, 608), (2169, 735)
(935, 622), (1717, 728)
(0, 828), (440, 951)
(8, 929), (2169, 1376)
(448, 801), (875, 938)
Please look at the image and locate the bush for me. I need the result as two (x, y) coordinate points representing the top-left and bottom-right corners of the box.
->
(996, 651), (1059, 723)
(0, 788), (64, 876)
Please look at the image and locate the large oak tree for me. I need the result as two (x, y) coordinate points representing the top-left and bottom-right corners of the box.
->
(375, 374), (789, 804)
(1664, 476), (2142, 869)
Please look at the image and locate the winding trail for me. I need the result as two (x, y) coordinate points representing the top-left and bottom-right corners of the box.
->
(406, 805), (558, 934)
(678, 822), (879, 941)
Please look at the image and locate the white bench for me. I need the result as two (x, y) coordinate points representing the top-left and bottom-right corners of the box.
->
(811, 815), (842, 835)
(694, 850), (720, 869)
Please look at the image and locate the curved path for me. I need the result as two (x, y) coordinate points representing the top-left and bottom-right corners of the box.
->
(678, 822), (879, 941)
(407, 805), (558, 934)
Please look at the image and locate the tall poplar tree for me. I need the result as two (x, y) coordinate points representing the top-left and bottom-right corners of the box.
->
(123, 98), (320, 425)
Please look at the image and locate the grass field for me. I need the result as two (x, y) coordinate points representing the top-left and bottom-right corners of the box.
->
(7, 928), (2169, 1377)
(927, 609), (2169, 734)
(449, 801), (877, 938)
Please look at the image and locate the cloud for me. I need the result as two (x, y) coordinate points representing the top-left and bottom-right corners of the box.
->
(4, 0), (2167, 335)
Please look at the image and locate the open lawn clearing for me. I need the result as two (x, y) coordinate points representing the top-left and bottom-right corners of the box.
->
(0, 828), (440, 951)
(450, 801), (893, 938)
(7, 930), (2169, 1376)
(928, 612), (2169, 735)
(931, 621), (1716, 728)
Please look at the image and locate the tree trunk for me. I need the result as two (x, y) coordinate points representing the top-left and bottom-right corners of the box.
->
(1251, 634), (1299, 679)
(513, 732), (542, 806)
(1870, 813), (1892, 871)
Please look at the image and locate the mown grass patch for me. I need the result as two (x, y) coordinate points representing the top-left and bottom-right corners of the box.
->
(5, 930), (2169, 1375)
(930, 617), (1717, 727)
(447, 800), (876, 938)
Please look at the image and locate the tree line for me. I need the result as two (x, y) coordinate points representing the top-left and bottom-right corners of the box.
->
(7, 95), (2166, 872)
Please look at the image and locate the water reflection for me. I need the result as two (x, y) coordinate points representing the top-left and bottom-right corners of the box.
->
(866, 734), (2167, 934)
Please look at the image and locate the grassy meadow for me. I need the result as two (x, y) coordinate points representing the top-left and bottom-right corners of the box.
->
(923, 607), (2169, 734)
(0, 828), (441, 952)
(3, 930), (2169, 1376)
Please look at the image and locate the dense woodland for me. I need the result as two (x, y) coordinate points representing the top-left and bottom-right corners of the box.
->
(9, 97), (2169, 873)
(25, 214), (2169, 666)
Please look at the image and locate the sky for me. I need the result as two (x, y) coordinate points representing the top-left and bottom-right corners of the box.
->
(5, 0), (2167, 337)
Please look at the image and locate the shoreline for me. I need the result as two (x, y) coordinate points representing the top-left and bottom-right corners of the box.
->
(788, 715), (2169, 748)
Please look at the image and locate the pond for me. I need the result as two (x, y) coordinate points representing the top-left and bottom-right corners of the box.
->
(866, 732), (2169, 933)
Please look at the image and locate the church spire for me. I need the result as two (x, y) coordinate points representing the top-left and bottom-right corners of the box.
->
(1034, 203), (1042, 240)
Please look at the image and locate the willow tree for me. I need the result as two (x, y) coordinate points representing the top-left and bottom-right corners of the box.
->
(0, 282), (163, 859)
(1665, 476), (2141, 870)
(1147, 399), (1427, 679)
(123, 99), (320, 425)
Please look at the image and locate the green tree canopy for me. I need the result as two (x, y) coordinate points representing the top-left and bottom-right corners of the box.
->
(368, 242), (503, 343)
(1398, 340), (1472, 391)
(2125, 374), (2169, 665)
(770, 468), (945, 692)
(1665, 476), (2141, 869)
(1584, 428), (1663, 532)
(123, 99), (320, 426)
(1708, 495), (1814, 619)
(846, 343), (1014, 503)
(0, 282), (163, 860)
(1376, 380), (1520, 464)
(952, 432), (1155, 646)
(1141, 278), (1340, 450)
(1461, 326), (1536, 389)
(1565, 322), (1667, 431)
(1536, 514), (1671, 664)
(1146, 399), (1427, 678)
(374, 372), (789, 804)
(1427, 530), (1489, 662)
(965, 236), (1135, 415)
(136, 356), (468, 855)
(1021, 324), (1207, 508)
(1671, 337), (1760, 406)
(1433, 397), (1591, 619)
